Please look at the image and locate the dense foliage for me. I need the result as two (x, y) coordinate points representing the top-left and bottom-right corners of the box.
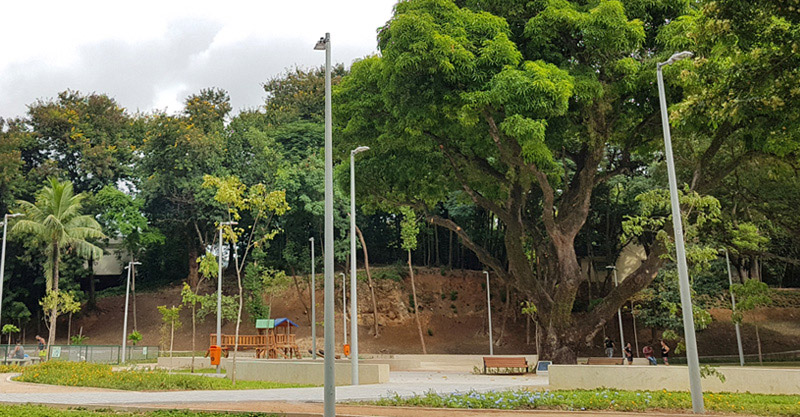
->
(0, 0), (798, 362)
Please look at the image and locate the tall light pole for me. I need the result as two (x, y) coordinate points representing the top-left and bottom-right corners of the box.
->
(724, 248), (745, 366)
(0, 213), (24, 332)
(350, 145), (369, 385)
(314, 32), (335, 417)
(657, 50), (704, 414)
(340, 272), (347, 347)
(310, 237), (316, 360)
(217, 221), (237, 374)
(121, 261), (141, 364)
(484, 271), (493, 355)
(607, 266), (625, 359)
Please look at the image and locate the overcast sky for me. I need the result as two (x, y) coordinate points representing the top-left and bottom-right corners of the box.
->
(0, 0), (397, 119)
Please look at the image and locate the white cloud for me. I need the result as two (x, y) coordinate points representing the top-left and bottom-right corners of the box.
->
(0, 0), (396, 119)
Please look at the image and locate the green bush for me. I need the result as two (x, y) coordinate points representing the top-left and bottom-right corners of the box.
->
(373, 389), (800, 416)
(16, 361), (309, 391)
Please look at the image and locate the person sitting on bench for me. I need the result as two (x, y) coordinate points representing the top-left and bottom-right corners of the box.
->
(12, 342), (25, 360)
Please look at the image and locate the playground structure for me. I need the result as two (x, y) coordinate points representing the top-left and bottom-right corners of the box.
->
(209, 318), (301, 359)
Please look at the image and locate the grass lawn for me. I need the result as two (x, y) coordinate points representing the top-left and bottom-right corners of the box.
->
(15, 361), (312, 391)
(372, 389), (800, 416)
(0, 404), (278, 416)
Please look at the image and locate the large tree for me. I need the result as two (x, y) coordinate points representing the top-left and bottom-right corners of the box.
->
(12, 179), (104, 349)
(335, 0), (695, 362)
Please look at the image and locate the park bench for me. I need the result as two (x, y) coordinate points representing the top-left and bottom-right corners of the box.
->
(482, 356), (529, 374)
(586, 357), (625, 365)
(1, 357), (39, 366)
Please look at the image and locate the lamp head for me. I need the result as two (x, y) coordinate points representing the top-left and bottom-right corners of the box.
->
(352, 146), (370, 155)
(220, 221), (238, 226)
(660, 51), (693, 67)
(7, 213), (24, 218)
(309, 237), (314, 242)
(606, 265), (616, 270)
(314, 35), (329, 51)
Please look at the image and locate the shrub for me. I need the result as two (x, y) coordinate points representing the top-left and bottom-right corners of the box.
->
(16, 361), (307, 391)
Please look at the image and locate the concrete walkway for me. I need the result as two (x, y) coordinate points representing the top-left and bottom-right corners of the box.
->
(0, 371), (546, 405)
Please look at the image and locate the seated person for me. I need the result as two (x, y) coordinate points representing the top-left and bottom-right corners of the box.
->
(12, 342), (25, 360)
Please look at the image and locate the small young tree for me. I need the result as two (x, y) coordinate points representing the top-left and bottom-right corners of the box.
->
(157, 305), (182, 358)
(39, 290), (81, 349)
(2, 324), (20, 354)
(127, 330), (143, 346)
(181, 282), (204, 373)
(731, 279), (772, 365)
(202, 175), (289, 385)
(400, 207), (425, 354)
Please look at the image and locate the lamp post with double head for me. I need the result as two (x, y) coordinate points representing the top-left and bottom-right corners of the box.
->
(606, 265), (625, 359)
(349, 145), (369, 384)
(657, 50), (704, 414)
(0, 213), (24, 331)
(217, 221), (237, 374)
(121, 261), (141, 364)
(314, 32), (335, 417)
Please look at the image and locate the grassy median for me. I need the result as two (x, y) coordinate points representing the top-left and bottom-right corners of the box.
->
(373, 388), (800, 416)
(15, 361), (311, 391)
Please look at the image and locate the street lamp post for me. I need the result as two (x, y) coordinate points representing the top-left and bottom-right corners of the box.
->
(350, 145), (369, 385)
(484, 271), (493, 355)
(216, 221), (237, 374)
(314, 32), (335, 417)
(0, 213), (24, 332)
(310, 237), (316, 360)
(121, 261), (141, 364)
(724, 248), (745, 366)
(657, 50), (704, 414)
(340, 272), (347, 347)
(607, 266), (626, 359)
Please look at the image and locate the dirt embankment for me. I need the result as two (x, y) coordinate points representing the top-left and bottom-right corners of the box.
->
(66, 269), (800, 358)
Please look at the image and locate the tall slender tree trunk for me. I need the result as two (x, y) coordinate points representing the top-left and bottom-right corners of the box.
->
(756, 324), (763, 365)
(408, 250), (426, 354)
(48, 242), (60, 359)
(132, 264), (137, 331)
(190, 304), (196, 373)
(67, 313), (72, 345)
(231, 268), (244, 385)
(188, 246), (199, 288)
(88, 255), (97, 310)
(434, 225), (440, 266)
(448, 230), (453, 269)
(290, 266), (310, 324)
(169, 321), (175, 358)
(356, 226), (379, 337)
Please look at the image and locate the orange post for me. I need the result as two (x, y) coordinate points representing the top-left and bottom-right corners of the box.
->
(209, 345), (222, 365)
(343, 344), (351, 357)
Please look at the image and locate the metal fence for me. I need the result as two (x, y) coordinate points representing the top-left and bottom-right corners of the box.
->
(0, 344), (159, 364)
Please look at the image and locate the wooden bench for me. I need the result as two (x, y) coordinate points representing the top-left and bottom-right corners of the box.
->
(586, 357), (625, 365)
(482, 356), (529, 374)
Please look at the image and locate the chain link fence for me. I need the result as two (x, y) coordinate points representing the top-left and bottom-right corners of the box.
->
(0, 344), (159, 364)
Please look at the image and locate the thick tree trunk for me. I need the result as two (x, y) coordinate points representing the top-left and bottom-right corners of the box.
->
(356, 226), (379, 337)
(408, 250), (426, 354)
(448, 230), (453, 269)
(290, 266), (310, 324)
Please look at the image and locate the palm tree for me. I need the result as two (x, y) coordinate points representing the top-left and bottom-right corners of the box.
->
(12, 178), (104, 351)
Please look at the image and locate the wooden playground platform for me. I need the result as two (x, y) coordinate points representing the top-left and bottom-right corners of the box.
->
(210, 318), (301, 359)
